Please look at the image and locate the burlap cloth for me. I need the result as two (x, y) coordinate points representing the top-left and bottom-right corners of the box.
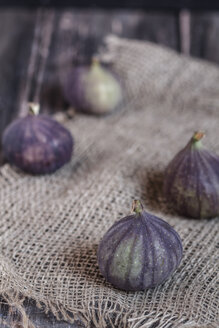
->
(0, 36), (218, 328)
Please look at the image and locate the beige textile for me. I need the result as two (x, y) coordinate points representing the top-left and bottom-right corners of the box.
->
(0, 36), (218, 328)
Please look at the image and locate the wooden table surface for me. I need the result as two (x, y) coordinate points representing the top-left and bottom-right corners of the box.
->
(1, 300), (85, 327)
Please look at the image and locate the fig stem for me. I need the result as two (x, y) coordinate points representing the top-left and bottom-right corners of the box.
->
(192, 131), (205, 149)
(132, 200), (144, 215)
(193, 131), (205, 142)
(28, 102), (40, 116)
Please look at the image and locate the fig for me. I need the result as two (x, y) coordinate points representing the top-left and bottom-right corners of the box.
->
(63, 59), (122, 115)
(97, 200), (183, 291)
(2, 103), (73, 175)
(164, 131), (219, 219)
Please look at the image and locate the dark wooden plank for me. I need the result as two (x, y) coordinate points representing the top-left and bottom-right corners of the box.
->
(0, 9), (36, 140)
(179, 10), (191, 55)
(0, 300), (85, 327)
(190, 12), (219, 65)
(0, 0), (219, 10)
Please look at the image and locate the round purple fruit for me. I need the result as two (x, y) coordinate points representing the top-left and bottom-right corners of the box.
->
(164, 131), (219, 219)
(64, 59), (122, 115)
(97, 200), (183, 291)
(2, 103), (73, 175)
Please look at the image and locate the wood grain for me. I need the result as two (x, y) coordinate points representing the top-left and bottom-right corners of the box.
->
(0, 300), (85, 328)
(0, 9), (36, 140)
(1, 0), (219, 10)
(190, 12), (219, 65)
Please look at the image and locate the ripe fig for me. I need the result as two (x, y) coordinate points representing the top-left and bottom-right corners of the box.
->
(164, 132), (219, 219)
(63, 59), (122, 115)
(2, 103), (73, 175)
(97, 200), (183, 291)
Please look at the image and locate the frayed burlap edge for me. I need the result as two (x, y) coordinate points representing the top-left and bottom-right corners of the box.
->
(0, 289), (217, 328)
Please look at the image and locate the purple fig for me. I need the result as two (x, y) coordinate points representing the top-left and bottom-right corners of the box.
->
(164, 131), (219, 219)
(63, 59), (122, 115)
(2, 103), (73, 175)
(97, 200), (183, 291)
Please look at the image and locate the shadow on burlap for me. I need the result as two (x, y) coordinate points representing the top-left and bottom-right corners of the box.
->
(0, 36), (218, 328)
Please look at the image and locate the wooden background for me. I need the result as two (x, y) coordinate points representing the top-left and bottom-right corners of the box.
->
(0, 7), (219, 328)
(1, 8), (219, 140)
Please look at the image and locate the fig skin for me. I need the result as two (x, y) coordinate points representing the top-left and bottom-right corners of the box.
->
(64, 59), (122, 115)
(97, 200), (183, 291)
(2, 103), (73, 175)
(164, 132), (219, 219)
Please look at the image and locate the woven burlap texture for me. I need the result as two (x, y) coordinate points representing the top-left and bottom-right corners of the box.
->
(0, 36), (218, 328)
